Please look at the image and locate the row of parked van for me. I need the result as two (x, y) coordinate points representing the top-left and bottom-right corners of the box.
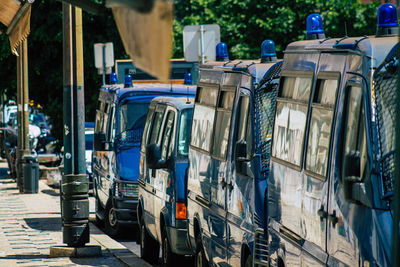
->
(92, 3), (399, 267)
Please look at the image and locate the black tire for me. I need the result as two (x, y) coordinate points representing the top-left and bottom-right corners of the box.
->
(195, 234), (209, 267)
(245, 254), (253, 267)
(104, 201), (123, 237)
(140, 220), (160, 264)
(162, 227), (176, 267)
(94, 195), (104, 227)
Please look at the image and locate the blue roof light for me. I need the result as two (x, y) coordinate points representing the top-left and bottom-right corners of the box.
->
(109, 72), (118, 84)
(184, 72), (192, 85)
(124, 74), (132, 88)
(377, 3), (398, 28)
(261, 40), (277, 60)
(216, 42), (229, 61)
(306, 14), (324, 35)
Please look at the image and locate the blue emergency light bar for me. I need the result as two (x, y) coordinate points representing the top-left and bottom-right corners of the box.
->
(184, 72), (192, 85)
(376, 3), (399, 37)
(124, 74), (133, 88)
(216, 42), (229, 61)
(109, 72), (118, 84)
(306, 14), (325, 40)
(261, 40), (277, 63)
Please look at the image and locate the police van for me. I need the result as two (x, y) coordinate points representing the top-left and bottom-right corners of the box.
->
(261, 3), (399, 267)
(138, 96), (194, 265)
(186, 41), (282, 266)
(93, 79), (195, 237)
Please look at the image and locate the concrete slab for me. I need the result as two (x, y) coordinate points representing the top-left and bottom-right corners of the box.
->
(49, 245), (102, 258)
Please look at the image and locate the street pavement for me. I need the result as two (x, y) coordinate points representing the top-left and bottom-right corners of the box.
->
(0, 160), (151, 267)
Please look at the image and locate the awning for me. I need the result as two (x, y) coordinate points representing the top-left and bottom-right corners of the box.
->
(0, 0), (32, 56)
(109, 0), (173, 81)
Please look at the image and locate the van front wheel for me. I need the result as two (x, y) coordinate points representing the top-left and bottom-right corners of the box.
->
(105, 201), (122, 237)
(195, 234), (208, 267)
(162, 227), (176, 266)
(140, 221), (160, 264)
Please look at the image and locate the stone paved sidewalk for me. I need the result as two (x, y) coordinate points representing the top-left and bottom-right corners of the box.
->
(0, 161), (148, 267)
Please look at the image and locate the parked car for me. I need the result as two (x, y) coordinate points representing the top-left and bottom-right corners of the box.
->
(93, 82), (196, 237)
(138, 96), (194, 265)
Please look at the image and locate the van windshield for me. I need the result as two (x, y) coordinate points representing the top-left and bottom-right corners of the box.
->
(178, 108), (193, 157)
(119, 101), (150, 144)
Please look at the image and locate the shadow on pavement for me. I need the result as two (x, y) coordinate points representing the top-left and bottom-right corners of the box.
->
(0, 254), (49, 260)
(41, 189), (59, 196)
(24, 217), (62, 231)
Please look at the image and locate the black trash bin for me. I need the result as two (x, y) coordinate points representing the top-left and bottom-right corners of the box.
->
(23, 155), (39, 194)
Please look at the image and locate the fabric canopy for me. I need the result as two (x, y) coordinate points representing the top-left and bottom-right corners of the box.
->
(0, 1), (32, 56)
(111, 1), (173, 81)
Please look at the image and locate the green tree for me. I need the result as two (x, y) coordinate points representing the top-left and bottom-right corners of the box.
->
(173, 0), (381, 59)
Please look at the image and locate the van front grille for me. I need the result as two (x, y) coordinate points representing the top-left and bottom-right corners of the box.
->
(254, 230), (269, 266)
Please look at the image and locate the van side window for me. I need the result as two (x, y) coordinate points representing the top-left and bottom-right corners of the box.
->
(191, 86), (218, 152)
(212, 90), (235, 159)
(305, 77), (339, 179)
(102, 102), (110, 135)
(272, 74), (312, 166)
(161, 111), (175, 160)
(235, 95), (251, 159)
(342, 85), (367, 181)
(141, 106), (155, 153)
(149, 111), (164, 144)
(95, 101), (103, 132)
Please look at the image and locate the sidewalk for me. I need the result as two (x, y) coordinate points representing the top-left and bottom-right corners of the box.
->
(0, 160), (150, 267)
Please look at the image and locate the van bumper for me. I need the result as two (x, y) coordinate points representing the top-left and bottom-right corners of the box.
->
(166, 220), (192, 255)
(112, 179), (139, 225)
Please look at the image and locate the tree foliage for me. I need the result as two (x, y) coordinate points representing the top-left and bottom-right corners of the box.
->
(173, 0), (381, 59)
(0, 0), (383, 145)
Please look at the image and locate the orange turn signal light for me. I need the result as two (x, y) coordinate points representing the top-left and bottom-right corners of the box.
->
(176, 202), (187, 219)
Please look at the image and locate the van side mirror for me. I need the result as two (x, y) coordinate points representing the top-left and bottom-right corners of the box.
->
(94, 132), (113, 151)
(235, 140), (248, 161)
(146, 143), (167, 169)
(342, 151), (372, 207)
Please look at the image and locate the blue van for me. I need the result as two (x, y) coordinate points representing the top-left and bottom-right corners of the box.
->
(138, 96), (194, 265)
(186, 41), (282, 266)
(262, 4), (399, 267)
(93, 83), (196, 237)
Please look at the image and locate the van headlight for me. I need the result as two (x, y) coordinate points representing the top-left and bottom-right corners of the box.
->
(115, 181), (138, 199)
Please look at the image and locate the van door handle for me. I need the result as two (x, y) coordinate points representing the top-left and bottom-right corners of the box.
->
(328, 210), (339, 227)
(152, 188), (156, 194)
(220, 180), (227, 188)
(317, 205), (327, 220)
(227, 181), (233, 191)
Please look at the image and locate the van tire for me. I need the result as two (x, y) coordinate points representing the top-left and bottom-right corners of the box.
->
(245, 254), (252, 267)
(140, 220), (160, 264)
(105, 201), (123, 237)
(195, 234), (208, 267)
(162, 227), (176, 266)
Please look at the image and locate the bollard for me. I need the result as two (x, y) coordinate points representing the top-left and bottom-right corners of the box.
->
(61, 174), (89, 247)
(23, 155), (39, 194)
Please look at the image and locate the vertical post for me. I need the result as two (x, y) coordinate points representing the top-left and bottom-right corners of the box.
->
(16, 40), (31, 192)
(200, 25), (205, 64)
(62, 3), (89, 247)
(102, 45), (106, 85)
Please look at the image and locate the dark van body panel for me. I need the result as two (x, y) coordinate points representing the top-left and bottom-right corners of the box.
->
(267, 36), (397, 267)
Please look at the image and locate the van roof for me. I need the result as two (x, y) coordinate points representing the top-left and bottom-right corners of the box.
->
(286, 35), (398, 68)
(151, 96), (194, 110)
(200, 59), (282, 85)
(100, 83), (196, 100)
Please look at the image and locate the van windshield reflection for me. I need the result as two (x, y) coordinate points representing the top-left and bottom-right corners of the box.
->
(118, 101), (149, 145)
(178, 108), (193, 157)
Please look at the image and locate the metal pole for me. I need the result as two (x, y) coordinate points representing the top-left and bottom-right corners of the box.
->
(200, 25), (205, 64)
(22, 40), (30, 154)
(62, 3), (89, 247)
